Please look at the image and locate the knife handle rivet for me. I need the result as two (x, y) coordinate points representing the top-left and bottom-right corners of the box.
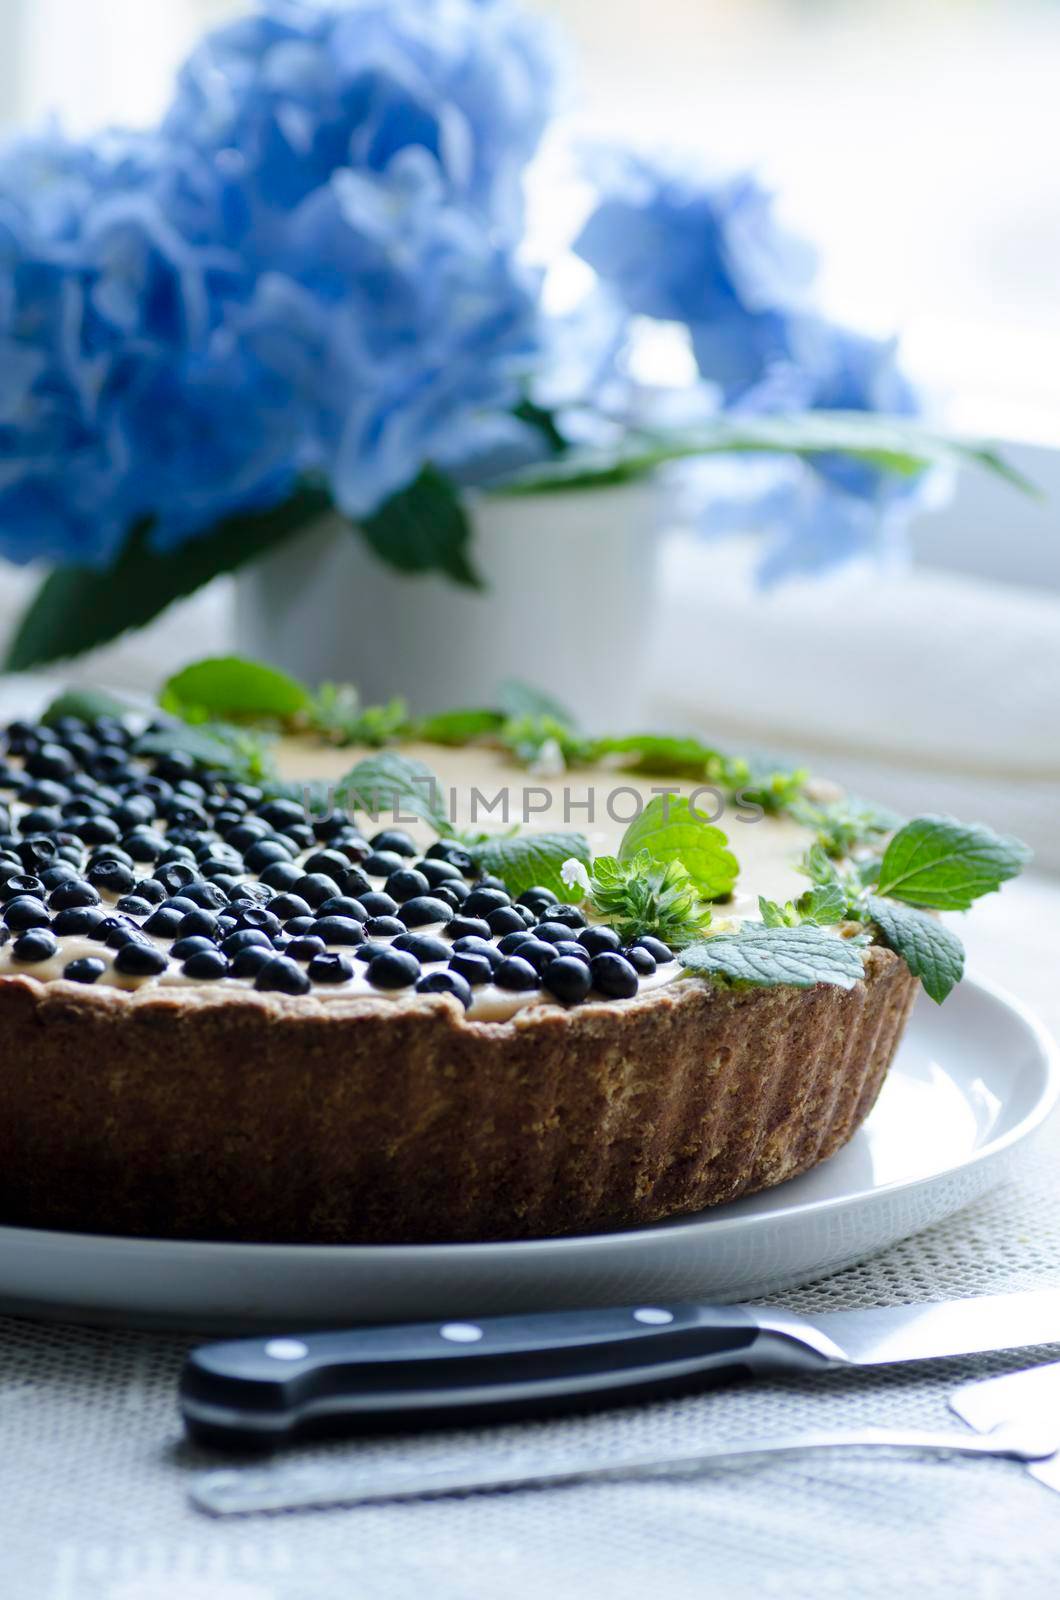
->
(439, 1323), (484, 1343)
(264, 1338), (309, 1361)
(633, 1308), (674, 1326)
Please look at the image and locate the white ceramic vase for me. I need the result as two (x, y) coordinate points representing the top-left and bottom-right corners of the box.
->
(234, 482), (661, 729)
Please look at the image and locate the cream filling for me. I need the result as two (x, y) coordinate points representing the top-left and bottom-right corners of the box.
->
(0, 739), (825, 1020)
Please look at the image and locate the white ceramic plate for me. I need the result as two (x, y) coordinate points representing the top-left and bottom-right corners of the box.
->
(1, 975), (1056, 1332)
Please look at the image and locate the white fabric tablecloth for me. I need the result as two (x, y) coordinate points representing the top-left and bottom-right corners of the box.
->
(0, 878), (1057, 1600)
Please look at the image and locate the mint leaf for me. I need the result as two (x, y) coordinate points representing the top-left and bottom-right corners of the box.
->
(358, 467), (482, 588)
(875, 815), (1031, 910)
(309, 685), (410, 747)
(498, 680), (579, 728)
(758, 881), (848, 928)
(134, 721), (277, 786)
(159, 656), (311, 723)
(41, 688), (141, 725)
(335, 750), (451, 836)
(4, 487), (331, 671)
(864, 895), (965, 1004)
(415, 708), (505, 745)
(593, 733), (724, 778)
(680, 925), (867, 990)
(618, 794), (738, 899)
(584, 851), (713, 948)
(788, 794), (901, 857)
(475, 831), (591, 903)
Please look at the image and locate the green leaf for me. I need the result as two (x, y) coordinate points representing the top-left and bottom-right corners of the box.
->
(4, 486), (331, 671)
(357, 467), (482, 588)
(497, 679), (579, 728)
(133, 721), (277, 786)
(307, 685), (410, 747)
(40, 687), (140, 726)
(415, 708), (505, 745)
(618, 794), (739, 899)
(758, 882), (849, 928)
(592, 733), (723, 778)
(159, 656), (311, 723)
(874, 815), (1031, 911)
(499, 412), (1039, 499)
(475, 831), (591, 903)
(788, 794), (901, 857)
(863, 895), (965, 1004)
(584, 851), (713, 948)
(335, 749), (452, 836)
(680, 924), (867, 991)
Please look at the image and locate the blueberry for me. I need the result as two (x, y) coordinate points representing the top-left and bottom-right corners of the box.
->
(180, 881), (229, 910)
(369, 829), (417, 858)
(114, 942), (169, 977)
(3, 896), (50, 930)
(161, 896), (199, 916)
(534, 921), (575, 946)
(257, 799), (306, 831)
(357, 891), (399, 919)
(141, 907), (185, 939)
(364, 915), (405, 938)
(448, 952), (493, 986)
(419, 859), (464, 888)
(225, 820), (271, 851)
(623, 945), (657, 976)
(578, 926), (622, 957)
(339, 867), (372, 899)
(514, 938), (561, 975)
(446, 915), (491, 943)
(416, 970), (472, 1008)
(183, 949), (230, 980)
(24, 742), (76, 781)
(2, 873), (46, 902)
(429, 882), (470, 911)
(316, 896), (368, 923)
(462, 887), (511, 918)
(366, 949), (421, 989)
(79, 816), (122, 846)
(221, 928), (272, 956)
(229, 945), (274, 978)
(51, 906), (107, 937)
(11, 928), (59, 964)
(123, 829), (165, 863)
(398, 896), (454, 929)
(279, 823), (315, 853)
(486, 906), (524, 936)
(40, 862), (79, 891)
(633, 936), (672, 964)
(253, 955), (312, 995)
(363, 851), (405, 879)
(307, 952), (355, 984)
(235, 905), (281, 935)
(177, 909), (220, 941)
(268, 893), (312, 922)
(155, 862), (198, 895)
(104, 920), (148, 950)
(352, 941), (392, 964)
(314, 916), (367, 946)
(114, 896), (155, 918)
(283, 916), (317, 938)
(392, 933), (451, 962)
(493, 956), (539, 992)
(384, 868), (430, 904)
(227, 881), (273, 907)
(540, 904), (587, 931)
(287, 935), (327, 962)
(63, 957), (106, 984)
(450, 935), (502, 968)
(590, 952), (639, 999)
(553, 940), (591, 964)
(543, 956), (592, 1004)
(171, 936), (218, 961)
(243, 839), (295, 874)
(496, 930), (534, 955)
(112, 797), (156, 830)
(86, 858), (136, 897)
(293, 872), (344, 908)
(133, 877), (167, 904)
(311, 813), (352, 841)
(302, 849), (353, 881)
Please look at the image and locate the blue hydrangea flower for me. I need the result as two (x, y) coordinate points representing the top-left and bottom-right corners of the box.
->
(0, 0), (553, 567)
(574, 152), (817, 403)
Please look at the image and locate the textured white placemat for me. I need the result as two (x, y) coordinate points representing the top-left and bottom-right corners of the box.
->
(1, 880), (1058, 1600)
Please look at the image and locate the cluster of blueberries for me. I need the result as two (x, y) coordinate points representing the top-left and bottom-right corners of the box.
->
(0, 715), (670, 1011)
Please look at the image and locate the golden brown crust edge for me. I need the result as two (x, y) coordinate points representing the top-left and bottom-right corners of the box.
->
(0, 949), (918, 1244)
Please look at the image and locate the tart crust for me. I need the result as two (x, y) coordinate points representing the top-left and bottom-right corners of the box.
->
(0, 945), (917, 1244)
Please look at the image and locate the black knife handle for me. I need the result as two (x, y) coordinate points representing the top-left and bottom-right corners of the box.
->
(181, 1303), (778, 1448)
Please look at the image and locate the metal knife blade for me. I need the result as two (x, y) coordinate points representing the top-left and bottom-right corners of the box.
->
(181, 1289), (1060, 1448)
(950, 1359), (1060, 1495)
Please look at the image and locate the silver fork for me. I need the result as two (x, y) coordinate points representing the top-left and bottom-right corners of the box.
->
(192, 1420), (1059, 1516)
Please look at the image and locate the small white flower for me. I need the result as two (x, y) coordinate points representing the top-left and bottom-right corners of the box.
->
(561, 857), (592, 895)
